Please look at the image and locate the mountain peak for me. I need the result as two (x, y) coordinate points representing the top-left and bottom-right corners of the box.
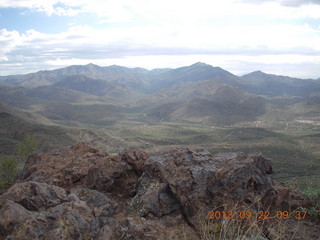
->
(191, 62), (211, 67)
(242, 70), (268, 78)
(85, 63), (100, 69)
(253, 70), (267, 75)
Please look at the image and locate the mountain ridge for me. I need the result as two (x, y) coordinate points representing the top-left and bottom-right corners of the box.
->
(1, 62), (319, 97)
(1, 62), (320, 126)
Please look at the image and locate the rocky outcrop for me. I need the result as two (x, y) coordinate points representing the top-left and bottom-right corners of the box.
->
(0, 143), (317, 240)
(19, 142), (140, 197)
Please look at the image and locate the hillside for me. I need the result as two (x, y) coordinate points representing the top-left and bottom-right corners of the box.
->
(147, 62), (241, 92)
(54, 74), (144, 102)
(147, 97), (266, 125)
(0, 84), (102, 110)
(0, 103), (73, 154)
(240, 70), (320, 97)
(0, 63), (149, 90)
(0, 103), (118, 154)
(37, 102), (125, 125)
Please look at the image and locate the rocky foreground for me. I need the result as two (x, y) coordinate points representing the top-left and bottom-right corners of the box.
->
(0, 143), (319, 239)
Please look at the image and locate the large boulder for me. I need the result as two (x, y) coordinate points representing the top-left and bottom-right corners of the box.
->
(19, 142), (146, 197)
(0, 143), (318, 240)
(142, 148), (313, 229)
(0, 181), (67, 211)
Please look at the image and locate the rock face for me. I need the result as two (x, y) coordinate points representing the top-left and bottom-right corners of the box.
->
(0, 143), (317, 240)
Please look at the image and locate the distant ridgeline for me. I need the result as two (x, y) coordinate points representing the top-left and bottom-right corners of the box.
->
(0, 62), (319, 127)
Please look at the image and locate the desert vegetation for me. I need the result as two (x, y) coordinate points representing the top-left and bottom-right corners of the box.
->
(0, 135), (38, 191)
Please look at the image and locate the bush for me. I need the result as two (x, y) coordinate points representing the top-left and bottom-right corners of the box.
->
(0, 155), (18, 190)
(17, 134), (39, 161)
(301, 187), (320, 219)
(0, 135), (38, 190)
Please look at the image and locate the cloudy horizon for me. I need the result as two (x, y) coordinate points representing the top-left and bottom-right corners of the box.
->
(1, 0), (320, 78)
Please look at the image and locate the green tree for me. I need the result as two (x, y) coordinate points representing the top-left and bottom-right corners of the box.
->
(0, 155), (18, 190)
(17, 134), (39, 161)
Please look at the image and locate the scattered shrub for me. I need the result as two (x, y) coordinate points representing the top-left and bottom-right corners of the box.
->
(17, 134), (39, 161)
(0, 155), (18, 190)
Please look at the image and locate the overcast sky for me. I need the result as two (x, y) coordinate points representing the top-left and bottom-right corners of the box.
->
(0, 0), (320, 78)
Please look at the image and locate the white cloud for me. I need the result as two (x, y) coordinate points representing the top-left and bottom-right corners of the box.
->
(0, 0), (84, 16)
(238, 0), (320, 7)
(0, 28), (22, 60)
(0, 56), (8, 61)
(1, 0), (320, 19)
(0, 0), (320, 77)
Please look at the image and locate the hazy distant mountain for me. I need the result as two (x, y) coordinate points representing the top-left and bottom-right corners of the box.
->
(0, 62), (242, 93)
(148, 62), (241, 92)
(38, 102), (125, 125)
(0, 85), (44, 109)
(146, 78), (266, 124)
(1, 62), (319, 126)
(54, 74), (111, 96)
(27, 85), (101, 103)
(148, 79), (248, 103)
(54, 74), (143, 102)
(0, 63), (149, 90)
(0, 84), (101, 110)
(1, 62), (319, 98)
(240, 70), (320, 97)
(147, 96), (265, 125)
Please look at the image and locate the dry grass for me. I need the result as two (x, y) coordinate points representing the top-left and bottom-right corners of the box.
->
(180, 202), (314, 240)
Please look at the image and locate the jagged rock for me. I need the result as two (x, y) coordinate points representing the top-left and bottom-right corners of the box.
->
(0, 199), (34, 236)
(19, 142), (110, 187)
(0, 143), (318, 240)
(143, 148), (298, 227)
(19, 142), (139, 197)
(70, 186), (118, 229)
(7, 200), (95, 240)
(274, 182), (313, 210)
(128, 175), (180, 218)
(0, 181), (67, 211)
(123, 148), (149, 176)
(0, 183), (116, 240)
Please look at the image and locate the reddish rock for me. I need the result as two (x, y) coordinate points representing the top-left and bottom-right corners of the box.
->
(274, 182), (313, 210)
(0, 181), (67, 211)
(0, 199), (34, 236)
(143, 148), (305, 227)
(19, 142), (139, 196)
(122, 148), (149, 175)
(0, 143), (318, 240)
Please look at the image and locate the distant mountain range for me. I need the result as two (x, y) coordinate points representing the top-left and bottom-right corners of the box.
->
(1, 62), (319, 95)
(0, 62), (319, 126)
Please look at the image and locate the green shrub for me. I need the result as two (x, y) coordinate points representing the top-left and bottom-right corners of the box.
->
(17, 134), (39, 161)
(0, 135), (38, 190)
(301, 187), (320, 219)
(0, 155), (18, 190)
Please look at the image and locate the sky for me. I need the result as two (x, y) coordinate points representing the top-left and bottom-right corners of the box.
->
(0, 0), (320, 78)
